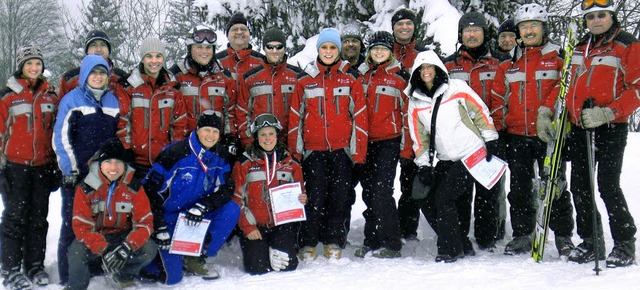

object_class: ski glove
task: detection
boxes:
[536,106,554,143]
[484,140,502,162]
[153,226,171,251]
[63,174,79,189]
[0,169,8,194]
[186,203,209,227]
[224,134,239,157]
[581,106,614,128]
[417,166,434,186]
[102,242,132,273]
[399,157,414,168]
[269,247,290,271]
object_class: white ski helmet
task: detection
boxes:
[186,25,217,46]
[514,3,548,26]
[581,0,616,16]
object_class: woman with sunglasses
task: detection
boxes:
[351,31,408,259]
[236,28,301,149]
[558,0,639,267]
[232,113,306,274]
[0,45,60,290]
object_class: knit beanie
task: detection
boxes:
[367,31,394,51]
[263,28,287,45]
[16,45,44,70]
[316,28,342,52]
[96,138,129,163]
[341,23,362,42]
[139,37,166,59]
[392,8,417,27]
[84,30,111,54]
[225,12,249,36]
[197,110,222,130]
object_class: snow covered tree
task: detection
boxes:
[0,0,66,83]
[76,0,127,68]
[162,0,200,67]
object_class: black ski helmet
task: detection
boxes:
[458,12,488,43]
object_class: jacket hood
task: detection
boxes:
[404,50,449,96]
[79,55,110,90]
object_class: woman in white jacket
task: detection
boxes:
[405,50,499,263]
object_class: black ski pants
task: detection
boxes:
[567,123,636,243]
[239,223,299,274]
[397,158,420,238]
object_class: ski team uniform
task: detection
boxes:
[564,26,640,248]
[355,59,408,252]
[236,56,301,147]
[288,60,368,249]
[0,74,60,275]
[170,60,238,135]
[232,144,304,274]
[490,42,574,243]
[141,131,240,285]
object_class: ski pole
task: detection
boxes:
[582,98,601,275]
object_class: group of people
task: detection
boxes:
[0,0,638,289]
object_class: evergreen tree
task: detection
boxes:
[163,0,199,68]
[77,0,127,68]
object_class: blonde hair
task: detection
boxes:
[365,47,396,66]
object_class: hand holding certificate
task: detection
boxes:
[269,182,306,226]
[462,145,508,190]
[169,213,211,256]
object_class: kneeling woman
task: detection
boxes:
[233,114,307,274]
[405,51,499,263]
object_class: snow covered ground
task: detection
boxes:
[3,133,640,290]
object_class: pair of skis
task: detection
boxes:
[531,19,580,263]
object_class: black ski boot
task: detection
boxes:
[606,238,636,268]
[504,236,532,255]
[568,237,605,264]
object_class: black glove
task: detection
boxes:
[153,226,171,251]
[0,169,9,194]
[49,167,62,192]
[102,242,132,273]
[185,203,209,227]
[399,158,414,168]
[63,174,79,189]
[485,140,503,162]
[224,134,239,156]
[417,166,434,186]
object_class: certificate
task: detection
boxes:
[269,182,306,226]
[169,213,210,256]
[462,144,508,190]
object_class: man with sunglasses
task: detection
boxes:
[490,3,575,257]
[236,28,301,149]
[554,0,639,267]
[170,25,239,157]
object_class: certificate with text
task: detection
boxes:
[269,182,306,226]
[462,145,507,190]
[169,213,210,256]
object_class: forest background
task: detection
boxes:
[1,0,639,129]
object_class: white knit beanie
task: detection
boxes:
[140,37,166,59]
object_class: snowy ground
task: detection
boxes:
[3,133,640,290]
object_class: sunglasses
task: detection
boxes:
[581,0,613,10]
[192,29,217,43]
[585,11,609,20]
[265,44,284,50]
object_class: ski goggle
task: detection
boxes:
[191,29,217,44]
[581,0,613,10]
[250,114,282,133]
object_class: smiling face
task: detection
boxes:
[100,159,125,181]
[190,44,214,65]
[87,39,110,58]
[257,126,278,152]
[264,41,285,64]
[498,31,517,51]
[197,126,220,149]
[369,46,392,64]
[518,20,544,47]
[341,37,362,61]
[86,67,108,89]
[228,24,250,51]
[142,52,164,78]
[419,64,436,90]
[22,59,43,80]
[318,42,340,64]
[393,19,415,45]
